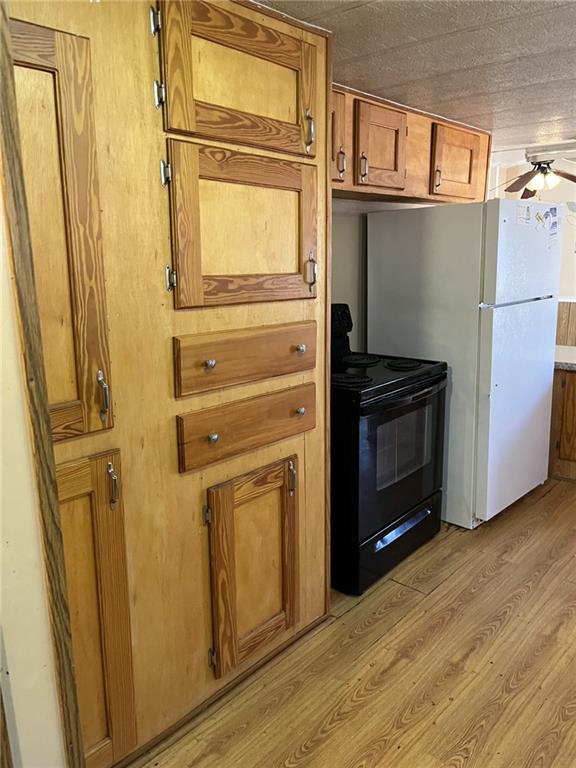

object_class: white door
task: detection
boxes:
[482,199,561,305]
[475,297,557,521]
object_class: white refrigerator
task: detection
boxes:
[367,199,562,529]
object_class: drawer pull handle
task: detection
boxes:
[337,147,347,179]
[207,432,219,444]
[305,108,315,153]
[359,152,369,183]
[295,406,306,416]
[295,344,307,355]
[107,462,120,507]
[434,168,442,188]
[97,369,110,423]
[203,359,217,370]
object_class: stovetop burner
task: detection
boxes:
[340,353,381,368]
[385,359,423,371]
[332,372,373,388]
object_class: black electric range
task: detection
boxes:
[330,304,447,595]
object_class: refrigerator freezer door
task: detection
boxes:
[483,199,561,305]
[475,298,557,521]
[368,203,484,529]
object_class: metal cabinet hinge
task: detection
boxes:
[160,159,172,187]
[165,265,177,292]
[202,505,213,525]
[208,648,217,668]
[153,80,166,109]
[149,6,161,36]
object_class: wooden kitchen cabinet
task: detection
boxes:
[160,0,318,157]
[430,123,482,199]
[11,20,113,441]
[56,451,136,767]
[331,85,490,203]
[549,370,576,480]
[355,99,407,189]
[206,457,299,678]
[167,140,318,308]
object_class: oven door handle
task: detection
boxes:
[361,377,447,415]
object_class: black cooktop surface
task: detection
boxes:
[332,353,447,400]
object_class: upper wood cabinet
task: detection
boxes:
[331,90,348,183]
[206,457,299,678]
[160,0,318,157]
[11,20,113,442]
[167,140,317,308]
[56,451,136,767]
[355,100,407,189]
[430,124,482,199]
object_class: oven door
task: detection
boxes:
[358,376,446,542]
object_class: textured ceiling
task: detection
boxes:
[262,0,576,150]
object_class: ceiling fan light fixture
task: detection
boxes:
[544,171,561,190]
[526,172,545,192]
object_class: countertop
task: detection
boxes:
[555,345,576,371]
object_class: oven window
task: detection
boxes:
[376,404,433,491]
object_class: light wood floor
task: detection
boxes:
[139,480,576,768]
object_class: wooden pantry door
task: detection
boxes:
[167,140,318,307]
[11,20,113,441]
[159,0,317,156]
[206,457,299,678]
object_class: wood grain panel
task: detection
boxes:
[174,321,317,397]
[557,302,576,346]
[160,0,317,156]
[355,100,407,189]
[177,384,315,473]
[11,20,113,440]
[207,457,298,678]
[57,451,137,764]
[559,371,576,462]
[431,123,481,199]
[168,140,317,307]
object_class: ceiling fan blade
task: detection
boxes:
[521,187,537,199]
[505,168,539,192]
[552,169,576,184]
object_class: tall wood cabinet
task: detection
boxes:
[11,0,329,763]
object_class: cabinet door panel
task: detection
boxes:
[168,141,317,307]
[560,372,576,462]
[161,0,317,156]
[331,90,348,183]
[431,124,481,199]
[207,457,298,678]
[57,451,136,767]
[355,100,406,189]
[11,20,112,441]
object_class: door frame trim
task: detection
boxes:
[0,6,84,767]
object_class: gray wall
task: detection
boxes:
[331,212,366,351]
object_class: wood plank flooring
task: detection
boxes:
[138,480,576,768]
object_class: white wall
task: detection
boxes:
[332,208,366,351]
[1,186,66,766]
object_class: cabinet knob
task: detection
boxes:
[207,432,219,444]
[295,344,307,354]
[295,406,306,416]
[203,359,217,370]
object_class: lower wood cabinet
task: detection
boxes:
[550,369,576,480]
[56,451,136,767]
[206,457,299,678]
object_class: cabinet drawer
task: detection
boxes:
[174,322,317,397]
[177,384,315,472]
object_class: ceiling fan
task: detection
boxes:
[505,141,576,198]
